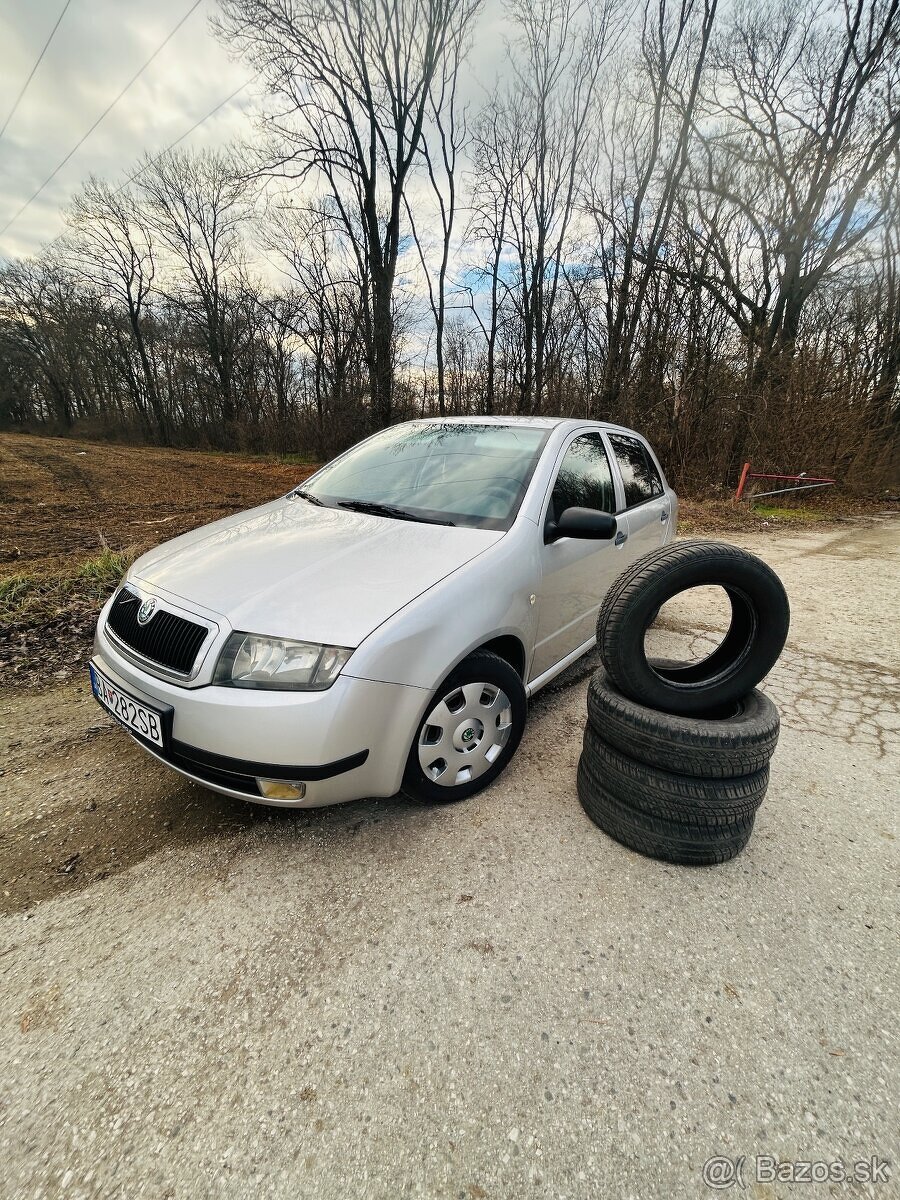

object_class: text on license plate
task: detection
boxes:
[90,665,164,748]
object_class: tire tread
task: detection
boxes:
[586,671,779,777]
[577,760,755,865]
[580,730,767,820]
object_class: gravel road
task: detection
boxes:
[1,517,897,1199]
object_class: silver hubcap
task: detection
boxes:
[418,682,513,787]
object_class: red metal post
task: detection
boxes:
[740,472,835,483]
[735,461,751,501]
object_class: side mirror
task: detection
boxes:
[546,506,617,544]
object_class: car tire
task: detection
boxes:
[580,726,769,821]
[402,650,527,804]
[596,540,790,715]
[586,670,780,778]
[577,758,756,865]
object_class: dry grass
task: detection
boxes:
[0,546,135,628]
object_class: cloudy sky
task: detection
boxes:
[0,0,516,267]
[0,0,257,261]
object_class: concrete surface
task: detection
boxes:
[1,517,898,1199]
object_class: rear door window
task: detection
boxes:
[608,434,664,508]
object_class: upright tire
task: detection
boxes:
[586,670,779,778]
[596,540,790,715]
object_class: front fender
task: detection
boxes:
[343,525,539,691]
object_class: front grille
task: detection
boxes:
[106,588,209,675]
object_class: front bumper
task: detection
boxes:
[92,622,428,807]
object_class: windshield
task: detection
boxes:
[302,423,550,530]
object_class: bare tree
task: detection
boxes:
[517,0,618,412]
[698,0,900,365]
[65,179,169,441]
[670,0,899,473]
[217,0,481,428]
[586,0,718,414]
[404,25,469,417]
[472,0,616,415]
[468,101,518,414]
[139,148,252,444]
[264,200,368,454]
[0,253,86,428]
[866,159,900,473]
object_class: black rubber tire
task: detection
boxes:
[402,650,527,804]
[586,670,780,778]
[596,540,790,715]
[580,726,768,821]
[577,758,755,865]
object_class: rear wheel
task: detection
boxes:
[402,651,527,804]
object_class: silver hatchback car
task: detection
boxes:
[91,417,676,806]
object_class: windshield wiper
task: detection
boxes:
[291,488,325,506]
[335,499,455,526]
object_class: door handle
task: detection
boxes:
[660,509,669,523]
[614,530,628,546]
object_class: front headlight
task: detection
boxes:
[213,633,353,691]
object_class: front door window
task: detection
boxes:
[548,433,615,524]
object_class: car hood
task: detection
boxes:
[129,497,502,647]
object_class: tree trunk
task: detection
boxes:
[128,299,168,445]
[370,272,394,428]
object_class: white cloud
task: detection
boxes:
[0,0,523,264]
[0,0,255,260]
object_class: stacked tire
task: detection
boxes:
[578,541,789,865]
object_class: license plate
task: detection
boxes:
[89,664,165,748]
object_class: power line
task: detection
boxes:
[116,78,255,193]
[0,0,204,239]
[0,0,73,142]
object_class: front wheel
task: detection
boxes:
[402,651,527,804]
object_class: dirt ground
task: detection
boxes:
[0,447,897,1194]
[0,433,317,684]
[0,432,311,578]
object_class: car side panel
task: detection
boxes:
[621,496,671,559]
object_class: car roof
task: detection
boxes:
[407,415,642,436]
